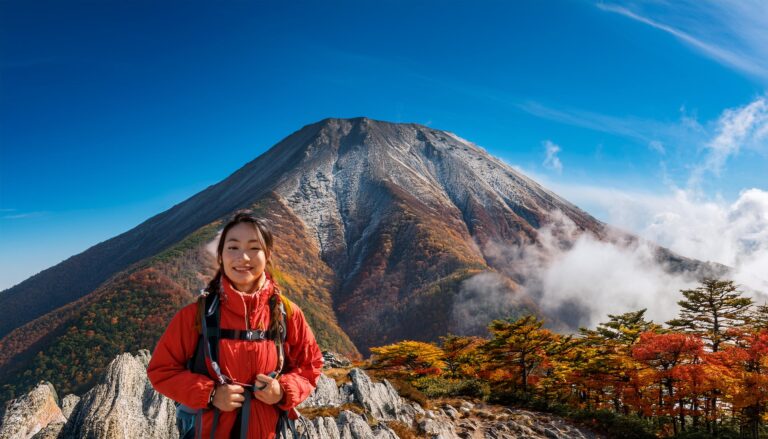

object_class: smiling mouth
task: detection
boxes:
[233,267,253,272]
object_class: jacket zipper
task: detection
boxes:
[246,296,252,330]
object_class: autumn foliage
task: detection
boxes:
[370,340,446,376]
[370,279,768,438]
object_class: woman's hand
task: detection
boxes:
[253,373,284,405]
[212,384,245,412]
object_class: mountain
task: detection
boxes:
[0,117,720,403]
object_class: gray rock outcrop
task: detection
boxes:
[322,351,352,369]
[299,374,343,408]
[29,422,63,439]
[298,416,341,439]
[414,404,600,439]
[28,395,81,439]
[346,369,416,424]
[335,410,397,439]
[0,382,65,439]
[58,396,78,421]
[293,365,601,439]
[59,350,177,439]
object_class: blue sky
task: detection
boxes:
[1,0,767,291]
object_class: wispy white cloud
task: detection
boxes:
[649,140,665,154]
[597,1,768,82]
[2,211,47,220]
[542,140,563,174]
[517,101,704,154]
[520,95,767,194]
[689,96,768,187]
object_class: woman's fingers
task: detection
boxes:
[253,390,268,403]
[213,384,247,411]
[253,374,284,405]
[255,373,274,383]
[226,384,245,393]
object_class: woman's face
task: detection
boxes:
[220,222,268,292]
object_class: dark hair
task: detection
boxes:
[205,210,275,295]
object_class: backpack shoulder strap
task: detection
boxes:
[278,294,294,323]
[269,289,290,373]
[189,289,227,385]
[202,292,221,368]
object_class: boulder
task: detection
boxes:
[29,393,81,439]
[29,422,63,439]
[443,404,460,420]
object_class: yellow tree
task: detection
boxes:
[482,315,572,395]
[440,334,484,378]
[370,340,446,376]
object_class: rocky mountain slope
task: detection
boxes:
[0,351,601,439]
[1,117,597,341]
[0,117,722,406]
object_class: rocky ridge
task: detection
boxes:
[0,351,600,439]
[298,372,600,439]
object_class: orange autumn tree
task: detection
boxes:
[370,340,446,376]
[712,329,768,439]
[632,332,705,435]
[666,278,753,434]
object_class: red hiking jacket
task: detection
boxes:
[147,275,323,438]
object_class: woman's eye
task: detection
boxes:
[250,247,261,251]
[227,246,239,250]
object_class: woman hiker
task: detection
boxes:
[147,211,323,438]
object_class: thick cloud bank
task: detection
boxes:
[643,188,768,291]
[454,186,768,335]
[561,187,768,293]
[474,212,703,332]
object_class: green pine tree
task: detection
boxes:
[581,308,660,346]
[666,278,752,352]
